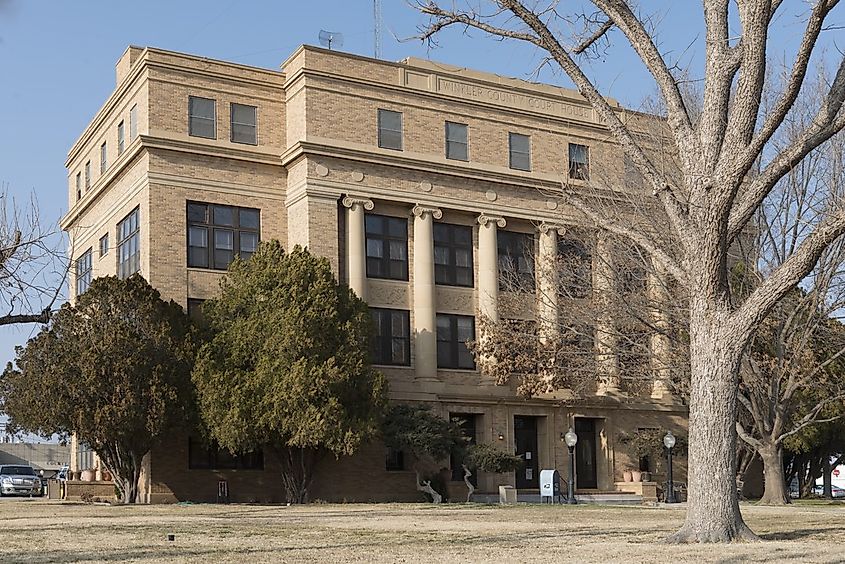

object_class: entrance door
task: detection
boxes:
[514,416,539,489]
[575,418,598,489]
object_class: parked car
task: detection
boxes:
[812,484,845,499]
[0,465,42,497]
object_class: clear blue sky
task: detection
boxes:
[0,0,837,369]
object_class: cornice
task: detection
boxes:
[140,133,283,166]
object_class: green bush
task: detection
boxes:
[465,443,523,474]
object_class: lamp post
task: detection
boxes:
[564,427,578,505]
[664,431,677,504]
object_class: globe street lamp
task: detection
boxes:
[664,431,677,504]
[564,427,578,505]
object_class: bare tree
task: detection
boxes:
[0,185,67,327]
[414,0,845,542]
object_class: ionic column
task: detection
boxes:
[649,261,675,402]
[477,213,506,322]
[537,223,561,344]
[594,231,620,395]
[341,196,374,301]
[412,204,442,381]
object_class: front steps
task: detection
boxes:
[470,490,644,505]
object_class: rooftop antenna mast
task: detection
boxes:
[318,30,344,51]
[373,0,382,59]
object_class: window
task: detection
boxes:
[75,248,92,296]
[498,231,535,291]
[188,96,216,139]
[100,142,107,174]
[558,236,592,298]
[187,298,205,320]
[75,173,81,201]
[230,103,257,145]
[129,104,138,140]
[365,214,408,280]
[187,202,260,270]
[436,314,476,370]
[84,161,91,190]
[117,121,125,155]
[434,223,473,287]
[509,132,531,171]
[377,109,403,150]
[188,438,263,470]
[445,121,468,161]
[99,233,109,257]
[371,308,410,366]
[117,207,140,279]
[385,447,405,471]
[569,143,589,180]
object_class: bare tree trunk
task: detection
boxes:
[758,442,789,505]
[462,464,475,503]
[669,308,758,543]
[97,445,144,504]
[823,456,832,499]
[279,446,320,504]
[415,469,442,503]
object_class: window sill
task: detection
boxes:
[372,364,413,369]
[367,276,410,283]
[187,266,229,274]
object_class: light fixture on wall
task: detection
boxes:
[497,431,505,441]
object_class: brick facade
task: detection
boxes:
[62,44,692,504]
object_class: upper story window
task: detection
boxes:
[75,173,81,201]
[558,236,592,299]
[129,104,138,140]
[231,103,257,145]
[509,132,531,171]
[100,142,107,174]
[498,230,535,291]
[99,233,109,258]
[445,121,468,161]
[84,161,91,190]
[377,109,403,151]
[188,96,216,139]
[370,308,411,366]
[436,314,476,370]
[75,248,92,296]
[434,223,473,287]
[117,121,125,155]
[187,202,260,270]
[117,207,140,279]
[569,143,590,180]
[365,214,408,281]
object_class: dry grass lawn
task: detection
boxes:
[1,498,843,563]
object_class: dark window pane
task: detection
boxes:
[189,226,208,248]
[387,218,406,238]
[212,206,235,226]
[240,232,258,255]
[509,133,531,171]
[366,239,383,258]
[240,208,260,229]
[378,109,403,150]
[189,96,216,139]
[569,143,590,180]
[187,203,207,223]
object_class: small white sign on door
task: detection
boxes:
[525,451,532,460]
[526,468,533,480]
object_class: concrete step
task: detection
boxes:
[470,491,644,505]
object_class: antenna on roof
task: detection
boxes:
[373,0,382,59]
[318,30,344,51]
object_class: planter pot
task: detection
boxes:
[623,470,633,482]
[631,470,643,482]
[641,471,652,482]
[80,469,95,482]
[101,470,112,482]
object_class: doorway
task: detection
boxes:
[514,416,539,489]
[575,418,598,489]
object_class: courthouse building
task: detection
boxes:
[61,45,688,503]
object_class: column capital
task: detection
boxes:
[538,221,566,236]
[412,204,443,220]
[477,213,506,228]
[341,195,374,211]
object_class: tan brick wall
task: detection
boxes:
[63,44,691,504]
